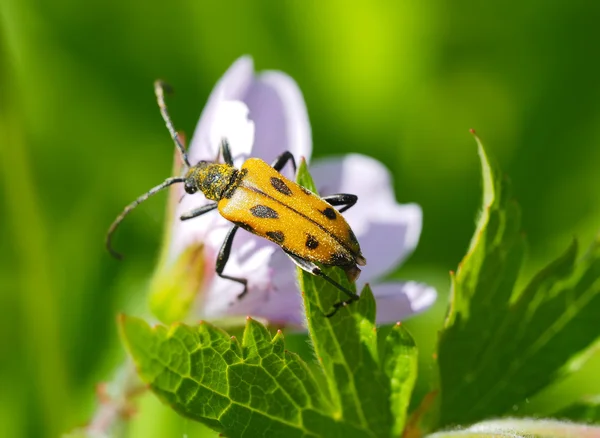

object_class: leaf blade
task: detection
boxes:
[384,322,418,436]
[120,316,378,438]
[437,135,600,427]
[296,160,416,438]
[121,314,370,437]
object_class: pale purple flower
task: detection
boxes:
[162,56,436,326]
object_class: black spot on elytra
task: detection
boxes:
[250,205,279,219]
[322,207,337,220]
[270,177,293,196]
[233,221,254,232]
[306,234,319,249]
[266,231,285,243]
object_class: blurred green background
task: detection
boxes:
[1,1,600,437]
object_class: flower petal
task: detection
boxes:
[243,71,312,178]
[198,234,305,325]
[207,100,255,167]
[370,281,437,324]
[198,230,278,315]
[187,56,255,163]
[187,56,312,177]
[311,154,423,281]
[355,203,422,283]
[256,249,306,325]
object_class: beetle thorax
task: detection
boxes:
[184,162,237,201]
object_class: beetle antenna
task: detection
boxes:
[106,176,186,259]
[154,80,191,168]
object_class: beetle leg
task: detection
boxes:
[322,298,357,318]
[219,138,234,166]
[216,225,249,300]
[321,194,358,213]
[180,203,218,221]
[271,151,297,174]
[284,250,359,317]
[316,273,360,318]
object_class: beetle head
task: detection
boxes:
[184,161,236,201]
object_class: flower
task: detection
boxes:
[152,56,436,326]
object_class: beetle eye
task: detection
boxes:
[184,180,197,194]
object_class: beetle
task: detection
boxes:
[106,81,366,315]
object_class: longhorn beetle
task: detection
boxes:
[106,81,366,316]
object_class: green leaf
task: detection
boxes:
[120,314,371,437]
[437,134,600,427]
[384,322,418,436]
[296,159,419,437]
[554,396,600,423]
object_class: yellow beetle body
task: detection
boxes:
[216,158,366,281]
